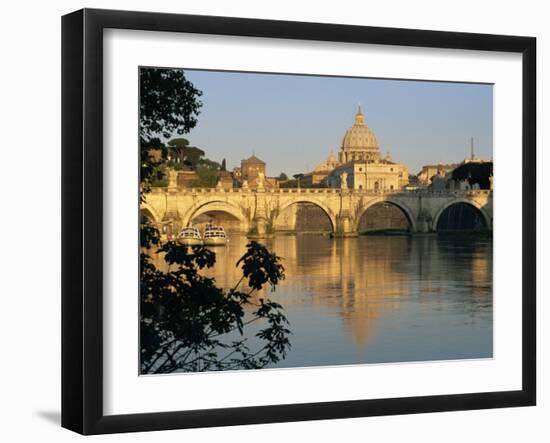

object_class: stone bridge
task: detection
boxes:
[140,187,493,237]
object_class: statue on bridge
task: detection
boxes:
[340,171,348,190]
[168,169,178,191]
[256,171,265,191]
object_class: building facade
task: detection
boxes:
[302,151,339,187]
[233,154,279,189]
[326,107,409,191]
[215,170,234,190]
[417,163,458,186]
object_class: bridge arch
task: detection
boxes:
[182,200,250,231]
[140,203,162,224]
[355,197,417,233]
[433,199,491,231]
[274,198,337,233]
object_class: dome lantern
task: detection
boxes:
[355,105,365,125]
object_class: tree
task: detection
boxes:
[452,161,493,189]
[189,158,222,188]
[141,241,291,373]
[221,158,227,172]
[139,67,291,373]
[278,172,288,181]
[293,173,305,189]
[167,138,205,169]
[140,68,203,195]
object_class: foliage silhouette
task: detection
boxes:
[452,161,493,189]
[140,241,291,373]
[139,67,291,373]
[167,138,205,170]
[140,68,202,196]
[189,158,222,188]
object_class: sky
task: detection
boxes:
[174,69,493,176]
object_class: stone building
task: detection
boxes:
[417,163,458,186]
[241,154,265,182]
[176,168,198,187]
[233,154,279,189]
[216,170,234,190]
[326,107,409,191]
[302,151,339,187]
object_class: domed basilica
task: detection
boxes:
[304,106,409,191]
[339,106,380,164]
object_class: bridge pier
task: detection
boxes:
[248,216,274,239]
[247,189,274,239]
[417,211,433,233]
[332,190,358,237]
[332,212,358,238]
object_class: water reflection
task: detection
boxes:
[148,235,493,368]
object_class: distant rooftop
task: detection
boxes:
[241,154,266,165]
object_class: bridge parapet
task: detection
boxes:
[143,187,492,236]
[410,189,491,197]
[150,186,491,197]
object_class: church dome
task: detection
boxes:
[341,107,379,152]
[313,151,339,172]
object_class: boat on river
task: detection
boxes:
[203,225,228,246]
[176,227,203,246]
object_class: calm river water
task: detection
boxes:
[194,234,493,369]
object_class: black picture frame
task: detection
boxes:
[61,8,536,435]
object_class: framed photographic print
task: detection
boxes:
[61,8,536,435]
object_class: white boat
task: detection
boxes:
[176,227,203,246]
[203,225,228,246]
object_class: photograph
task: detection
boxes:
[0,0,543,440]
[139,67,494,374]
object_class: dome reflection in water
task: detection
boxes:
[150,233,492,369]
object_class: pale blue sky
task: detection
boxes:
[178,69,493,176]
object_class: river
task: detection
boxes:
[191,234,493,369]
